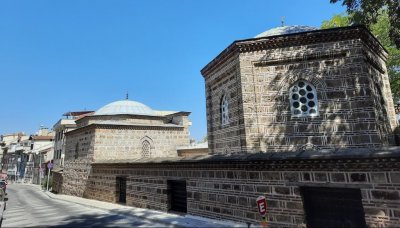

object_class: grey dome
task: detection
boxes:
[94,100,155,116]
[255,25,317,38]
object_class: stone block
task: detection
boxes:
[350,173,367,182]
[331,173,346,182]
[218,195,226,204]
[208,193,216,201]
[256,185,271,193]
[222,184,231,190]
[390,172,400,183]
[262,172,281,181]
[284,172,299,182]
[371,190,400,200]
[287,201,303,210]
[243,185,254,192]
[274,186,290,195]
[276,215,291,222]
[248,172,260,179]
[267,200,279,208]
[246,212,255,220]
[227,195,237,204]
[213,207,221,213]
[193,192,202,200]
[302,173,311,181]
[233,185,241,191]
[314,173,328,182]
[370,173,386,183]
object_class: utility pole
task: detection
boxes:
[46,166,50,191]
[39,152,42,186]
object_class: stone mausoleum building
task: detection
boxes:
[58,25,400,227]
[60,99,191,197]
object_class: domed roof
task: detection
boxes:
[94,100,156,116]
[255,25,318,38]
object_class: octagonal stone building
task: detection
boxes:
[201,25,398,154]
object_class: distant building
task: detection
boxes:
[23,128,54,184]
[52,111,94,169]
[0,133,29,180]
[176,141,208,157]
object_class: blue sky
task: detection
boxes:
[0,0,345,140]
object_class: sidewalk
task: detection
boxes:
[32,184,248,228]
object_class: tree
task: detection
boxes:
[330,0,400,48]
[199,135,208,143]
[322,12,400,100]
[321,13,351,28]
[330,0,400,49]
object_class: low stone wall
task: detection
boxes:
[52,171,63,194]
[85,155,400,227]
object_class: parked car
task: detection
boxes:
[0,181,6,193]
[0,188,7,226]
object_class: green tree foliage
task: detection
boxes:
[322,12,400,100]
[321,13,351,28]
[330,0,400,48]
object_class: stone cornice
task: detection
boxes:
[65,123,184,136]
[93,156,400,171]
[76,113,166,124]
[200,25,388,78]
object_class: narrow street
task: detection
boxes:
[2,184,166,227]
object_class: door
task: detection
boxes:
[168,180,187,213]
[301,187,367,228]
[116,177,127,204]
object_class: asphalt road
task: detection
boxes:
[2,184,165,227]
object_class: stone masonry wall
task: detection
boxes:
[88,157,400,227]
[52,171,63,194]
[93,126,189,160]
[204,54,246,154]
[237,38,398,152]
[61,123,189,197]
[203,27,398,154]
[62,129,95,197]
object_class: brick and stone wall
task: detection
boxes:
[62,129,95,197]
[202,26,398,154]
[87,154,400,227]
[204,55,245,154]
[62,121,190,197]
[93,126,189,160]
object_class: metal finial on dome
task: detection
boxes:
[126,92,129,100]
[281,16,285,27]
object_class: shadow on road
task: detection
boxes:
[49,208,174,228]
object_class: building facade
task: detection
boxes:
[59,25,400,227]
[202,25,397,154]
[60,99,191,197]
[52,111,94,168]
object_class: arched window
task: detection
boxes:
[221,94,229,125]
[141,140,151,158]
[289,80,319,117]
